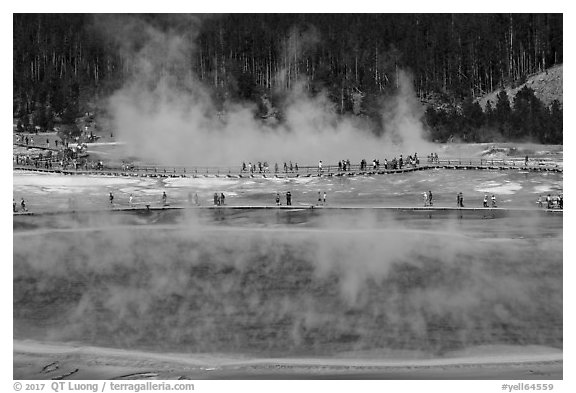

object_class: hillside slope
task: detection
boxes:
[477,64,563,110]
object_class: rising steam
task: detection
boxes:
[13,210,562,356]
[101,15,433,166]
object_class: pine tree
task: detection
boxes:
[495,90,512,138]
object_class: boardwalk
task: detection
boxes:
[12,159,563,178]
[13,205,563,218]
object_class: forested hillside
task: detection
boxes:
[13,14,563,143]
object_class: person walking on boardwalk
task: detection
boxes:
[491,194,497,208]
[129,194,134,207]
[317,191,322,206]
[323,192,327,205]
[457,192,464,207]
[423,192,428,207]
[276,193,281,206]
[318,160,323,173]
[220,193,225,205]
[483,194,489,207]
[194,193,199,206]
[214,192,219,206]
[20,198,27,212]
[546,194,552,209]
[428,190,433,206]
[162,191,167,206]
[286,191,292,206]
[109,192,114,205]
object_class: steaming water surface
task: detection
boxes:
[14,206,562,359]
[13,163,563,361]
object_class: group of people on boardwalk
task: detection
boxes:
[242,161,300,174]
[483,194,497,208]
[14,153,104,172]
[423,190,495,208]
[428,153,440,163]
[423,190,433,206]
[13,198,27,212]
[338,153,423,172]
[13,188,565,213]
[213,192,226,206]
[239,153,431,176]
[539,194,563,209]
[276,191,292,206]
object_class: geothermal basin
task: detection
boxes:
[13,163,563,379]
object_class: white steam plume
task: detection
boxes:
[102,16,434,167]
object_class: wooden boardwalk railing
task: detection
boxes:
[13,158,563,178]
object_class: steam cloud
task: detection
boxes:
[100,15,434,166]
[13,210,563,356]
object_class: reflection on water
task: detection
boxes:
[13,210,562,358]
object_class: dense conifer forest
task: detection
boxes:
[13,13,563,144]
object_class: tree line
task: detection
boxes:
[13,14,562,143]
[425,86,562,144]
